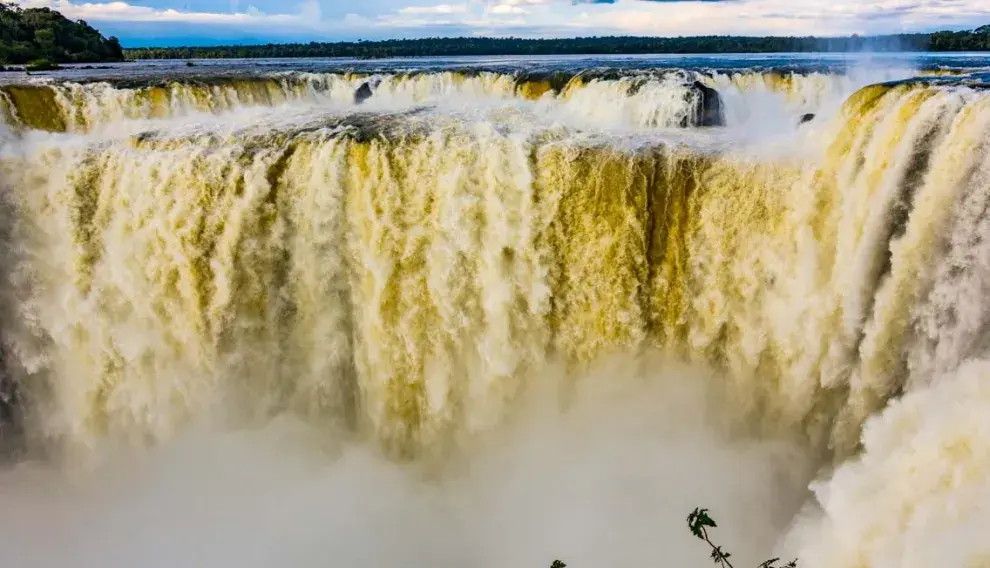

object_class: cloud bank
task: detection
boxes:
[12,0,990,46]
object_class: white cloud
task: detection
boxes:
[586,0,990,36]
[15,0,314,25]
[499,0,550,5]
[490,4,527,15]
[398,3,469,15]
[11,0,990,41]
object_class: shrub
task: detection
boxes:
[687,508,798,568]
[549,508,799,568]
[25,58,59,71]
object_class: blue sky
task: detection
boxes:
[15,0,990,47]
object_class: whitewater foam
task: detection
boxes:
[0,357,812,568]
[2,61,990,567]
[0,67,916,137]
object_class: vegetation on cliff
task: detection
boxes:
[0,2,123,64]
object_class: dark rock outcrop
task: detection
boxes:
[799,113,816,125]
[0,366,19,459]
[513,71,574,98]
[354,81,375,105]
[690,81,725,127]
[0,379,14,425]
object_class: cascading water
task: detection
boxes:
[0,67,920,134]
[1,58,989,567]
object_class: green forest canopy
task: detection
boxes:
[0,2,123,64]
[124,27,990,60]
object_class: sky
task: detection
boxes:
[14,0,990,47]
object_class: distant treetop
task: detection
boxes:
[121,28,990,60]
[0,2,123,64]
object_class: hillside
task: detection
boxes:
[0,2,123,64]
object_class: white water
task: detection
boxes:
[1,64,990,567]
[787,359,990,567]
[0,66,919,136]
[0,359,813,568]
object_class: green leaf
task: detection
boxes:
[687,507,719,539]
[710,546,731,562]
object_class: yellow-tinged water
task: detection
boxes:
[0,68,913,133]
[2,70,990,568]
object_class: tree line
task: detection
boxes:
[121,29,990,61]
[0,2,123,65]
[930,25,990,51]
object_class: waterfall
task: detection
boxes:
[1,67,989,567]
[0,68,914,133]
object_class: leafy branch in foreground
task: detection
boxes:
[548,508,797,568]
[687,508,797,568]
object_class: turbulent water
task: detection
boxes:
[2,53,990,567]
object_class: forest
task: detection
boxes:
[123,28,990,60]
[930,26,990,50]
[0,2,123,65]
